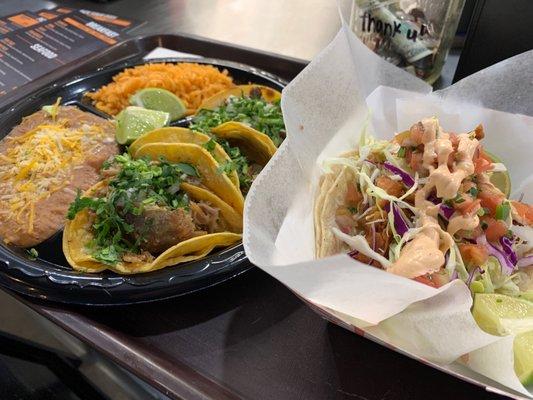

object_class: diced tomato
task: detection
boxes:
[414,275,438,288]
[410,122,424,145]
[455,197,481,216]
[345,182,362,206]
[483,217,508,242]
[409,151,423,172]
[458,243,489,266]
[474,157,492,174]
[478,190,504,216]
[512,201,533,226]
[430,271,451,287]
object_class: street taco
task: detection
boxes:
[63,154,242,274]
[133,142,245,214]
[129,127,240,189]
[190,84,285,193]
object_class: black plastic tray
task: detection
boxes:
[0,53,286,305]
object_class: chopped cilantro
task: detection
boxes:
[189,93,284,194]
[454,194,465,204]
[190,95,285,147]
[218,139,255,194]
[67,154,196,265]
[203,138,217,152]
[468,187,479,197]
[26,248,38,260]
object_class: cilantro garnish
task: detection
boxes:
[217,140,255,193]
[468,187,479,198]
[190,95,285,147]
[66,154,197,265]
[190,94,283,194]
[26,248,38,260]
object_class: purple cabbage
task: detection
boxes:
[476,235,515,275]
[439,204,455,220]
[392,203,409,236]
[517,255,533,268]
[499,236,517,265]
[383,162,415,188]
[427,192,440,205]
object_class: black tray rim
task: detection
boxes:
[0,55,287,305]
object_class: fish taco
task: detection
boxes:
[315,117,533,384]
[315,117,532,291]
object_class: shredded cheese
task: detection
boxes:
[0,120,107,234]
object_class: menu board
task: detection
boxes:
[0,7,143,99]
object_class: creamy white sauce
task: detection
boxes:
[387,119,479,279]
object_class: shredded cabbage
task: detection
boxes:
[393,227,423,260]
[474,256,524,296]
[398,172,419,201]
[359,172,417,213]
[451,242,469,281]
[321,156,359,174]
[485,256,521,296]
[388,208,400,243]
[511,225,533,245]
[490,163,507,172]
[332,227,392,267]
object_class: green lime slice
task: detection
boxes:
[115,106,170,145]
[484,150,511,197]
[473,294,533,386]
[515,331,533,386]
[473,293,533,336]
[130,88,186,121]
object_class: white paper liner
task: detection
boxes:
[243,0,533,397]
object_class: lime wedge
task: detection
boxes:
[473,294,533,386]
[515,331,533,386]
[484,150,511,197]
[473,294,533,336]
[130,88,186,121]
[115,106,170,145]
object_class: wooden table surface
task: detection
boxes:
[0,0,507,399]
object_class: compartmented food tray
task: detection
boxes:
[0,53,286,305]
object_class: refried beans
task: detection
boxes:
[0,106,119,247]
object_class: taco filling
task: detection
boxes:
[316,117,533,295]
[67,154,231,265]
[190,87,285,193]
